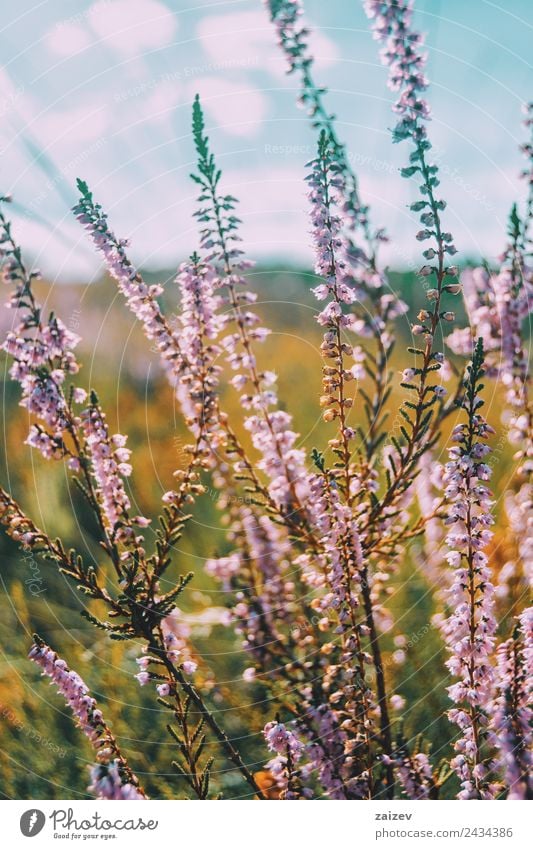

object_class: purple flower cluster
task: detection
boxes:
[1,3,532,803]
[88,761,146,801]
[73,186,183,388]
[308,135,364,449]
[29,641,146,800]
[175,255,222,454]
[0,199,84,460]
[490,608,532,799]
[264,720,309,799]
[384,748,434,800]
[364,0,430,143]
[81,402,149,542]
[440,343,498,799]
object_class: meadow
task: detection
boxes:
[0,0,531,801]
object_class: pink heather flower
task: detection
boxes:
[182,660,197,675]
[0,209,85,460]
[440,341,497,799]
[88,761,147,801]
[162,490,178,504]
[80,402,148,541]
[491,265,532,463]
[206,508,294,668]
[504,484,533,589]
[29,642,100,744]
[490,608,532,800]
[191,98,321,530]
[29,641,146,799]
[73,187,184,391]
[174,255,223,454]
[264,720,303,760]
[364,0,430,143]
[391,747,434,800]
[307,135,367,385]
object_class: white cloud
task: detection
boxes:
[44,22,92,58]
[197,10,339,80]
[11,215,100,281]
[38,103,109,147]
[143,79,183,127]
[187,77,268,138]
[213,165,309,259]
[88,0,177,57]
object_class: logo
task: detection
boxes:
[20,809,46,837]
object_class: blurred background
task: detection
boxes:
[0,0,530,798]
[1,0,531,278]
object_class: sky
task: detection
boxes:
[0,0,531,281]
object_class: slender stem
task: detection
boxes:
[151,637,266,799]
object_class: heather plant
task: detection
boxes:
[0,0,531,801]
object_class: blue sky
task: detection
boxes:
[0,0,531,280]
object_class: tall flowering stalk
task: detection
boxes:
[29,638,147,800]
[265,0,413,494]
[72,182,183,389]
[441,339,497,799]
[363,0,462,530]
[0,201,267,800]
[263,719,308,799]
[263,0,382,260]
[174,253,222,455]
[447,108,533,600]
[385,734,438,800]
[190,96,317,529]
[0,197,82,461]
[308,131,363,496]
[490,608,532,799]
[0,5,532,803]
[0,195,150,575]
